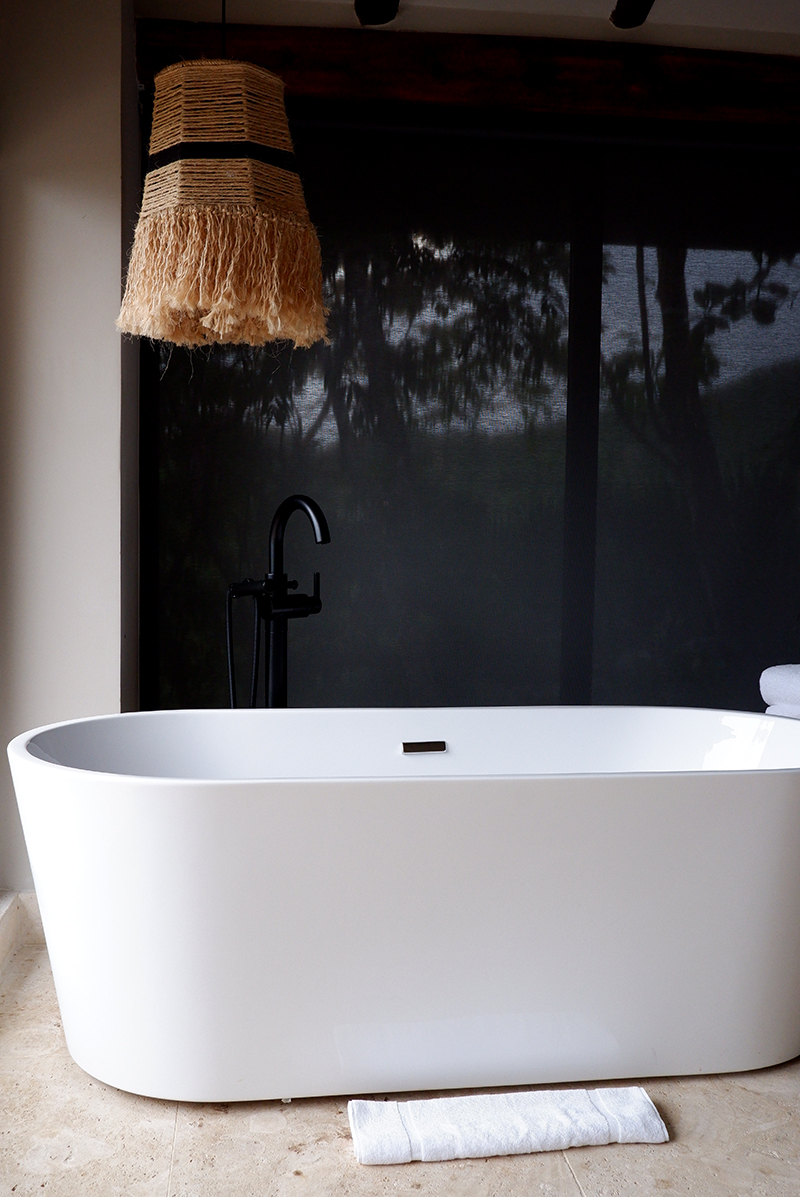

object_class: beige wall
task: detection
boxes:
[0,0,126,889]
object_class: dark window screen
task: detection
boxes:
[144,125,571,708]
[139,100,800,713]
[596,245,800,708]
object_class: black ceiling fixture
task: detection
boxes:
[609,0,657,28]
[354,0,400,26]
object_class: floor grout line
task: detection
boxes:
[564,1150,590,1197]
[165,1102,180,1197]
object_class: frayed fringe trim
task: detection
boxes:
[117,206,328,348]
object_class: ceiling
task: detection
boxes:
[133,0,800,57]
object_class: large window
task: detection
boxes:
[596,246,800,709]
[137,25,800,712]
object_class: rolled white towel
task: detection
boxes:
[766,704,800,719]
[348,1085,668,1165]
[760,665,800,708]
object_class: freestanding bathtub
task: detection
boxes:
[8,705,800,1102]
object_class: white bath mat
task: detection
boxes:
[348,1085,668,1165]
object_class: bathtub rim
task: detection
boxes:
[7,703,798,785]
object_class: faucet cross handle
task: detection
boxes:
[270,576,323,619]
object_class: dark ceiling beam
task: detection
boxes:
[135,21,800,130]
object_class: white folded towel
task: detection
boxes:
[348,1086,668,1165]
[760,664,800,708]
[766,704,800,719]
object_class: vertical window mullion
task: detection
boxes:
[138,338,161,711]
[559,218,603,704]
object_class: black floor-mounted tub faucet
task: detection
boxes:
[226,494,330,708]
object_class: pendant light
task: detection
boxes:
[117,47,327,348]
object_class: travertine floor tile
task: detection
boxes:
[1,1074,177,1197]
[727,1052,800,1102]
[1,946,177,1195]
[565,1072,800,1197]
[0,948,70,1067]
[167,1095,581,1196]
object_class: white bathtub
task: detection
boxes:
[8,705,800,1102]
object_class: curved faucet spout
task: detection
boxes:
[267,494,330,708]
[269,494,331,579]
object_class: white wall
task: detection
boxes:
[0,0,126,889]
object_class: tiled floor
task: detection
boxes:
[2,937,800,1196]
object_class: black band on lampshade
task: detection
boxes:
[148,140,298,175]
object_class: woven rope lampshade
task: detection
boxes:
[117,59,328,348]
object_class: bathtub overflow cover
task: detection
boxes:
[403,741,447,754]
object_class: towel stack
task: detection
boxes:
[348,1086,668,1165]
[760,664,800,718]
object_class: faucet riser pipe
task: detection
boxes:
[268,615,288,708]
